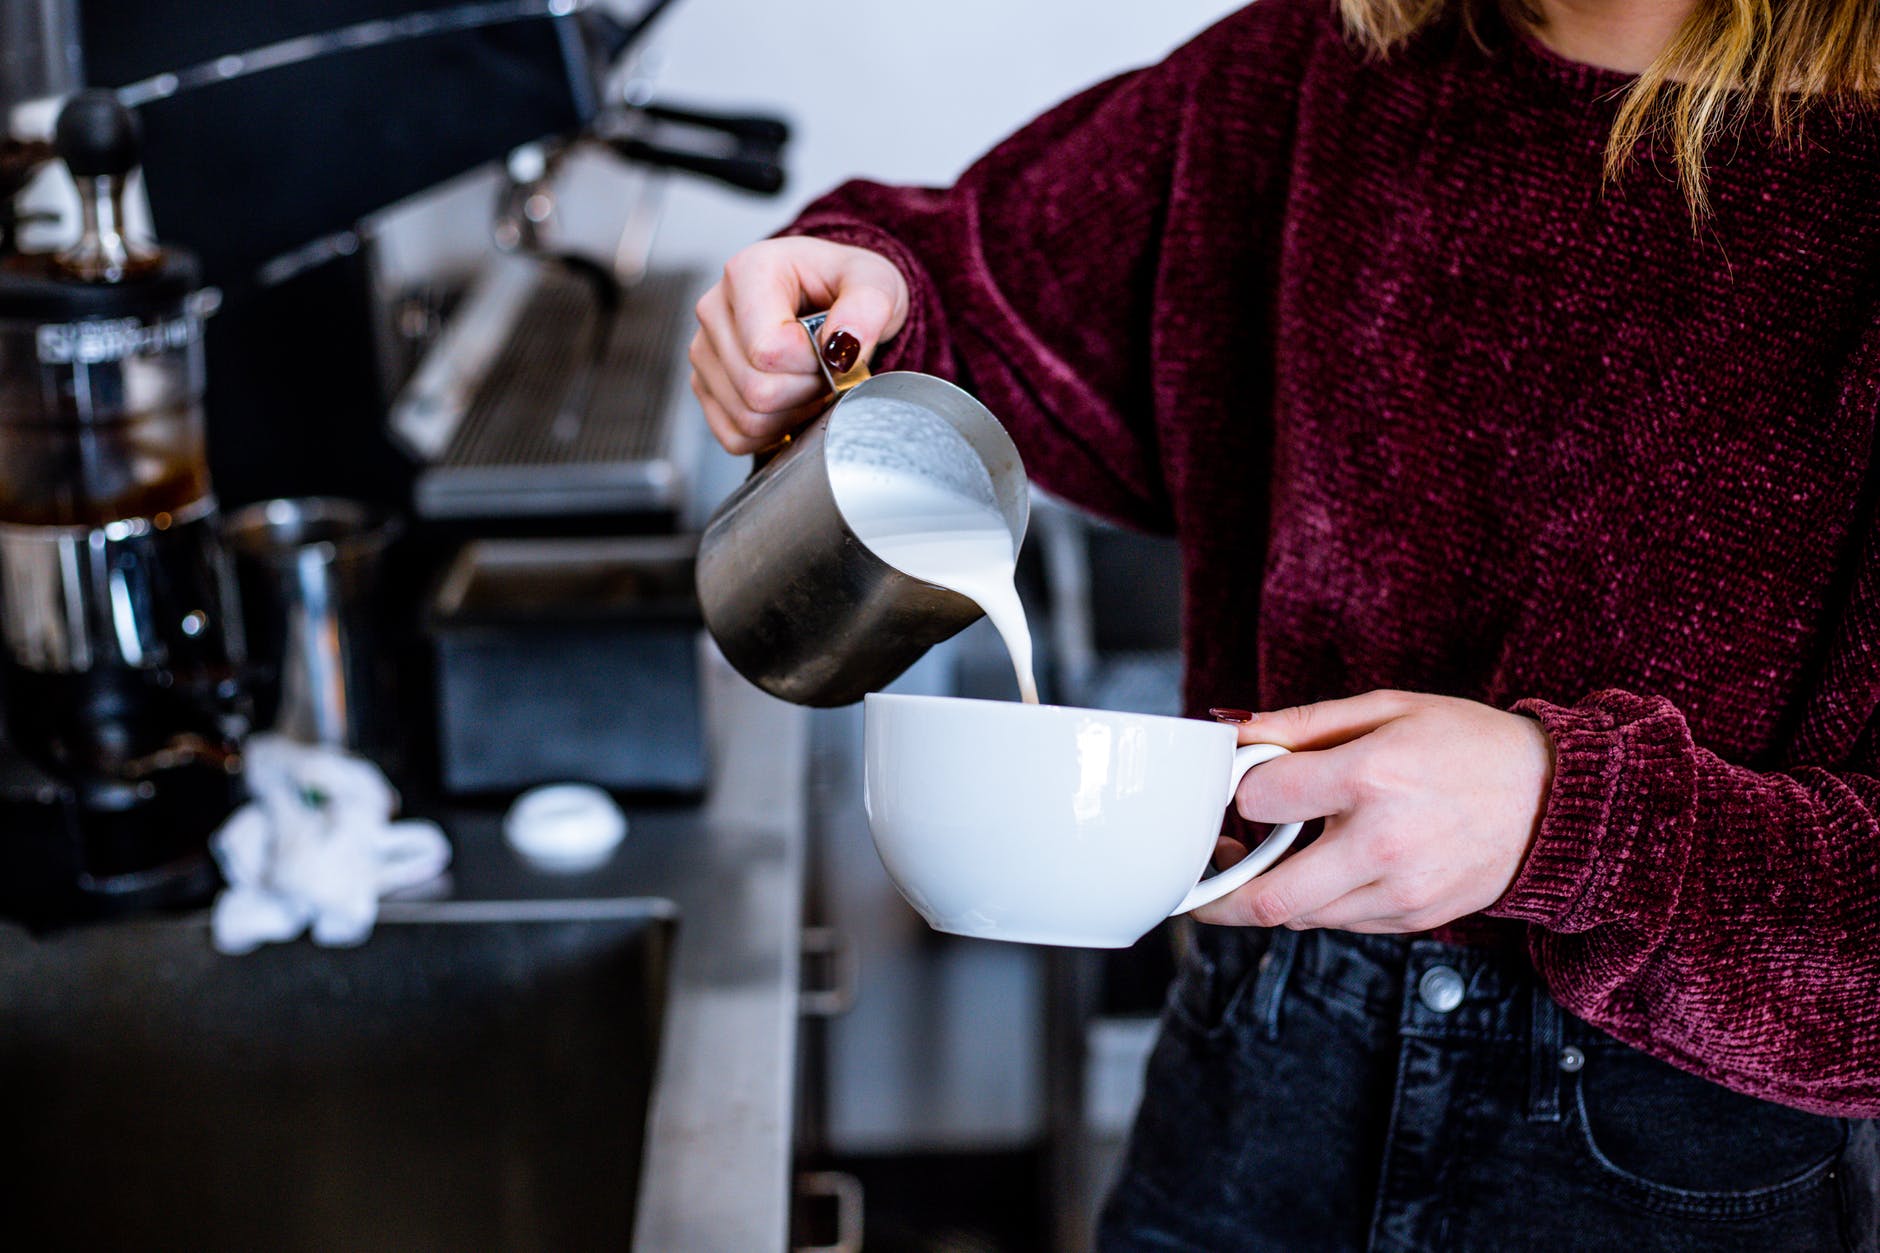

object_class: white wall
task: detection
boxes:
[641,0,1245,273]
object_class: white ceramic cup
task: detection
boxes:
[863,693,1304,948]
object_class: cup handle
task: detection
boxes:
[1169,743,1303,917]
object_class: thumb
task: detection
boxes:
[815,276,902,377]
[1237,689,1421,751]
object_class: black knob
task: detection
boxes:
[54,90,141,180]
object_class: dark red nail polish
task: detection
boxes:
[1209,708,1254,724]
[823,329,862,374]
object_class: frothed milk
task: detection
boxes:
[826,397,1039,704]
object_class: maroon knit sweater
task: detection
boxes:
[786,0,1880,1117]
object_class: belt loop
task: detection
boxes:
[1249,927,1300,1043]
[1528,983,1563,1123]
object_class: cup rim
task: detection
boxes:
[862,691,1228,738]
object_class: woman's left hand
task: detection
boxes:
[1192,690,1556,933]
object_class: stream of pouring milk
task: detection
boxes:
[826,398,1039,705]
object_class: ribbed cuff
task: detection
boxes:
[1489,693,1697,933]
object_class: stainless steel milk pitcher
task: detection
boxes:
[696,313,1027,707]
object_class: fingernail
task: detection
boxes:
[1209,708,1254,724]
[823,329,862,374]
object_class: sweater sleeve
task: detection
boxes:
[1489,688,1880,1116]
[781,1,1316,532]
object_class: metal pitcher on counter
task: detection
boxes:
[696,313,1028,707]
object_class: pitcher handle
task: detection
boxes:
[1170,743,1304,916]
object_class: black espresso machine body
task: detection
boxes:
[0,95,247,927]
[68,0,633,510]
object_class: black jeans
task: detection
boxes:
[1098,927,1880,1252]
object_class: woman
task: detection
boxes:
[691,0,1880,1248]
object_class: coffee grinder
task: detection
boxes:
[0,92,246,927]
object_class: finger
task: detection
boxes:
[1287,882,1397,931]
[723,251,822,376]
[691,373,766,456]
[816,276,900,368]
[1188,828,1370,928]
[1210,835,1248,869]
[700,286,825,418]
[693,280,739,362]
[699,280,800,408]
[1236,689,1425,751]
[688,321,812,438]
[1232,743,1366,825]
[1339,915,1436,935]
[1292,875,1456,934]
[689,333,775,445]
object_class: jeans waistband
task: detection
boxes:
[1222,927,1586,1123]
[1286,929,1539,1042]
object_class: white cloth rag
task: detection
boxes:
[209,735,451,954]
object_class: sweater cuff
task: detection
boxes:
[774,214,950,380]
[1488,693,1697,933]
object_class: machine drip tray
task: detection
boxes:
[394,260,700,523]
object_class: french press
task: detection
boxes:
[0,92,246,921]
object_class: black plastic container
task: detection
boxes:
[427,535,706,796]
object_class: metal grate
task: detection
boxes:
[417,267,696,518]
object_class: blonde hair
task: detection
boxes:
[1337,0,1880,217]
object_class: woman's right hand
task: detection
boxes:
[690,236,911,455]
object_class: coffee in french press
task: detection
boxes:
[0,92,247,925]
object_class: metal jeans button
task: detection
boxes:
[1418,965,1466,1014]
[1559,1046,1586,1073]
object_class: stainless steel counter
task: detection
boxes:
[632,650,808,1252]
[424,646,810,1252]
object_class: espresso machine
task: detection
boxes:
[0,92,246,927]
